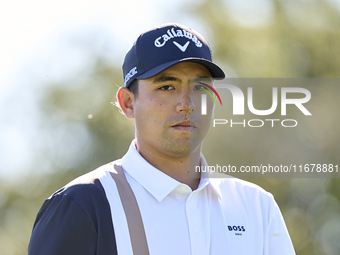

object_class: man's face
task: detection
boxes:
[132,62,214,159]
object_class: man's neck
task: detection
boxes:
[135,143,201,191]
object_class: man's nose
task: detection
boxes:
[176,90,196,115]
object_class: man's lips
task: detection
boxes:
[171,121,196,131]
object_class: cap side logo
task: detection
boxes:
[124,67,137,85]
[173,41,190,52]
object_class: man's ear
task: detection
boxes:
[117,87,135,118]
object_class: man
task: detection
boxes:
[28,23,295,255]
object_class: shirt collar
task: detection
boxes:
[121,140,179,202]
[121,140,222,202]
[199,154,223,200]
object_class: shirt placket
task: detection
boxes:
[186,190,209,255]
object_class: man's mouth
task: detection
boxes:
[171,121,195,131]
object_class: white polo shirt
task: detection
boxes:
[98,140,296,255]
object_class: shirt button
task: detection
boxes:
[193,227,199,233]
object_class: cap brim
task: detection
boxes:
[136,58,225,80]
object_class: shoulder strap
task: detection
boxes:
[110,163,150,255]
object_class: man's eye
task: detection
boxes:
[194,85,208,91]
[159,85,174,91]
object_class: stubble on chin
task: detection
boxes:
[159,130,202,157]
[160,113,210,157]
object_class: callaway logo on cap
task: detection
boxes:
[123,23,225,87]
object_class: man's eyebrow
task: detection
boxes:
[153,75,182,83]
[192,76,213,82]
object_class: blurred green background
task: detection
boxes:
[1,0,340,254]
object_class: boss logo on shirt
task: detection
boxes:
[228,225,246,236]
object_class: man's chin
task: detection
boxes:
[160,138,202,157]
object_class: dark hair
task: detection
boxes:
[128,79,139,97]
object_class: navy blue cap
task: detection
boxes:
[122,23,225,87]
